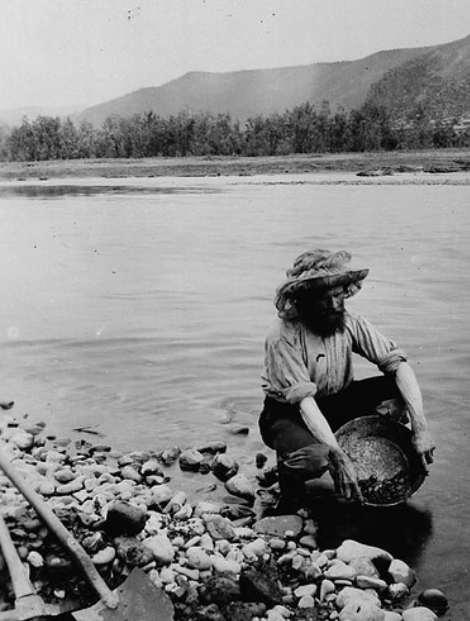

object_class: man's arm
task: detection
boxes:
[394,361,435,472]
[298,396,363,502]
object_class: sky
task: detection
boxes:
[1,0,470,112]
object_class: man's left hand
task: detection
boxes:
[413,429,435,473]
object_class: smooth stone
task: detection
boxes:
[194,501,223,517]
[105,500,147,536]
[203,514,236,541]
[388,583,409,600]
[388,558,416,588]
[296,594,314,609]
[56,478,84,495]
[165,491,188,514]
[26,551,43,568]
[91,547,116,566]
[324,559,357,581]
[402,608,438,621]
[159,446,181,466]
[336,587,381,610]
[339,601,385,621]
[179,448,204,471]
[355,576,388,591]
[186,547,213,570]
[241,538,269,560]
[144,533,175,566]
[224,473,255,503]
[9,431,34,450]
[211,556,241,574]
[114,536,154,567]
[150,485,174,507]
[141,459,164,477]
[417,589,449,615]
[211,453,239,482]
[350,557,381,578]
[320,579,336,601]
[298,534,318,550]
[294,584,318,598]
[37,480,56,496]
[254,515,303,539]
[383,613,402,621]
[120,465,142,483]
[197,441,227,455]
[337,540,393,564]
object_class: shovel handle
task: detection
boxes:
[0,443,119,610]
[0,513,35,599]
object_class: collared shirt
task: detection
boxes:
[261,309,407,404]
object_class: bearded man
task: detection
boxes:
[259,249,435,509]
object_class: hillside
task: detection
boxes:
[78,44,431,126]
[366,34,470,121]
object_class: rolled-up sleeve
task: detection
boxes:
[349,312,408,374]
[262,324,317,404]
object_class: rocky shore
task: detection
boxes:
[0,414,448,621]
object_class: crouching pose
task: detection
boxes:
[259,249,435,509]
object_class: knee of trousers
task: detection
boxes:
[278,443,330,480]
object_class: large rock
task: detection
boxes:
[203,514,236,541]
[336,540,393,564]
[224,474,255,503]
[239,566,283,607]
[144,533,175,566]
[105,500,147,536]
[254,515,303,539]
[388,558,416,588]
[212,453,239,481]
[179,448,204,472]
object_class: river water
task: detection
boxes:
[0,174,469,617]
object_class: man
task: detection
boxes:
[259,249,435,508]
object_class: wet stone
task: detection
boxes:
[203,514,236,541]
[179,448,204,472]
[254,515,303,539]
[199,575,241,607]
[212,453,239,482]
[104,500,147,537]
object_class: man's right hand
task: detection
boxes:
[329,449,363,503]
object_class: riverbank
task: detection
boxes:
[0,413,447,621]
[1,149,470,181]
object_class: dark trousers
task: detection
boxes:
[258,376,401,503]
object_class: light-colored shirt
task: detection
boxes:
[262,309,407,404]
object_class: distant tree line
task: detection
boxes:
[2,101,470,162]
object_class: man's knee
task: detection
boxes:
[279,443,330,480]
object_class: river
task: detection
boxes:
[0,173,469,618]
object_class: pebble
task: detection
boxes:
[91,546,116,566]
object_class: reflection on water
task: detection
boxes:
[1,177,470,618]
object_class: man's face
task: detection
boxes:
[297,284,346,335]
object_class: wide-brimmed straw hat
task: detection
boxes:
[275,249,369,318]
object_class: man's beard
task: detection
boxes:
[302,310,346,337]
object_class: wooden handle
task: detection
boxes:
[0,443,119,610]
[0,513,35,599]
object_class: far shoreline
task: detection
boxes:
[1,148,470,183]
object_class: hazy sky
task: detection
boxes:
[1,0,470,112]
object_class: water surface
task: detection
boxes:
[0,176,469,617]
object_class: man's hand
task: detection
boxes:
[413,429,435,474]
[329,449,363,503]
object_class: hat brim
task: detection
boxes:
[281,268,370,297]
